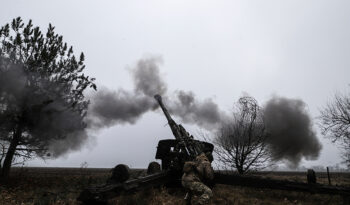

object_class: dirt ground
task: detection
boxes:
[0,167,349,205]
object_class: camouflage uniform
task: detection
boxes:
[182,153,214,205]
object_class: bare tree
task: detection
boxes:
[319,92,350,168]
[214,96,271,174]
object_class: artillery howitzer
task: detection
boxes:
[78,95,214,204]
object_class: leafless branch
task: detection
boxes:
[319,91,350,168]
[206,96,273,174]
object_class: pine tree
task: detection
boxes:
[0,17,96,178]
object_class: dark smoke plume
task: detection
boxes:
[0,56,224,158]
[132,57,167,97]
[88,57,226,130]
[263,96,322,168]
[28,99,91,158]
[168,90,225,129]
[48,130,90,157]
[85,56,322,168]
[0,62,27,99]
[85,55,228,130]
[87,88,155,128]
[87,57,166,128]
[0,60,90,158]
[1,56,323,164]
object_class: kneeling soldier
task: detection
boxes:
[182,153,214,205]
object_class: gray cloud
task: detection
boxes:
[0,59,90,158]
[168,90,225,129]
[87,57,165,128]
[132,57,167,97]
[87,88,155,128]
[47,130,91,158]
[2,58,323,166]
[263,96,322,168]
[88,57,225,130]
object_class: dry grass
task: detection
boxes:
[0,167,349,205]
[107,184,346,205]
[0,167,109,205]
[252,171,350,187]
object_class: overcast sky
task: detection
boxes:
[1,0,350,169]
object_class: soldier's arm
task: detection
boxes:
[204,162,214,180]
[183,161,196,173]
[195,163,205,176]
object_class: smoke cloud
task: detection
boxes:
[73,56,323,167]
[0,56,225,158]
[168,90,225,129]
[0,63,26,99]
[88,57,224,130]
[28,99,92,158]
[263,96,322,168]
[47,130,90,157]
[87,88,155,128]
[1,56,323,165]
[0,59,90,158]
[87,57,166,128]
[132,57,167,97]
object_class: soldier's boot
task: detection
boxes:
[197,186,212,205]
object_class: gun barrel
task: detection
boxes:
[154,94,186,144]
[154,94,175,125]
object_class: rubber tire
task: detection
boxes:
[110,164,130,183]
[147,161,161,175]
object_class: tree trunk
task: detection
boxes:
[237,164,244,175]
[1,127,21,178]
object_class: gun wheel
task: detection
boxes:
[109,164,130,183]
[147,161,161,174]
